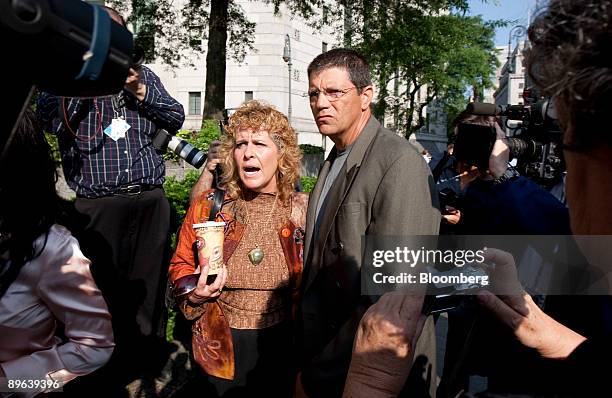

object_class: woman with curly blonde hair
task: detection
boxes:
[169,100,308,396]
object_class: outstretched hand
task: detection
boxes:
[343,293,427,397]
[477,248,586,359]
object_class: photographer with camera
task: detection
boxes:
[190,139,222,202]
[451,113,570,235]
[36,4,184,388]
[430,142,464,231]
[436,112,574,395]
[475,0,612,394]
[358,1,612,394]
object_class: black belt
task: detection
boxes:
[114,184,161,196]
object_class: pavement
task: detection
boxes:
[125,340,195,398]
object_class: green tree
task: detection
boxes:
[109,0,500,138]
[107,0,256,122]
[108,0,321,123]
[313,0,501,138]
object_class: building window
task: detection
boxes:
[519,82,524,89]
[322,5,329,20]
[188,92,201,115]
[188,25,203,48]
[245,91,253,101]
[293,29,301,42]
[322,41,328,53]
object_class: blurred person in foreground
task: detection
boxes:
[0,109,114,395]
[168,101,307,396]
[349,0,612,395]
[476,0,612,393]
[437,113,585,396]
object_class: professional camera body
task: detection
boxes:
[1,0,137,158]
[461,98,564,188]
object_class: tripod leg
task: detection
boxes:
[1,81,35,159]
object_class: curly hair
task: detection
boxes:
[219,100,301,203]
[525,0,612,148]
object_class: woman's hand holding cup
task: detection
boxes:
[189,263,228,305]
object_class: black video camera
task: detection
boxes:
[1,0,139,158]
[131,45,146,69]
[422,263,489,315]
[219,108,236,133]
[461,99,564,188]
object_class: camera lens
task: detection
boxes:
[12,0,40,23]
[167,136,207,168]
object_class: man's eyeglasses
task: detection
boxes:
[308,86,360,103]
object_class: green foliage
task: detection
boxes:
[317,0,502,138]
[372,12,499,137]
[299,144,324,155]
[108,0,256,69]
[129,0,157,62]
[166,308,176,342]
[300,176,317,193]
[163,120,221,163]
[198,119,222,149]
[163,168,206,342]
[44,132,61,165]
[164,170,201,221]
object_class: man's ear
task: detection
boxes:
[360,85,374,111]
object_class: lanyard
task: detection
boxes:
[111,94,126,120]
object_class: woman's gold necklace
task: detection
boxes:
[244,194,278,266]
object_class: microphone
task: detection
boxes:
[466,102,503,116]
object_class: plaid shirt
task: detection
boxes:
[37,66,185,198]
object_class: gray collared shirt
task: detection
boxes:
[314,145,352,236]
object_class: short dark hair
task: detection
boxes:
[101,5,126,27]
[525,0,612,148]
[307,48,372,92]
[451,111,501,130]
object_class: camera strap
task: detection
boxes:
[208,189,225,222]
[75,5,111,81]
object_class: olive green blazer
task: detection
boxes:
[298,116,440,397]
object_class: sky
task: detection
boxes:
[467,0,538,46]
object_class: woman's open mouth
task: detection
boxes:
[243,166,261,177]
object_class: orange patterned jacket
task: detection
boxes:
[168,189,307,379]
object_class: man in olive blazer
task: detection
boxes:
[297,48,440,397]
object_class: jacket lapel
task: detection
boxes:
[303,150,334,269]
[303,117,381,291]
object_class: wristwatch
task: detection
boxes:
[492,167,520,185]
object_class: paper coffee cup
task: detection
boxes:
[193,221,225,275]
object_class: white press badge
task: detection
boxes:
[104,118,131,141]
